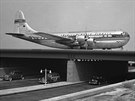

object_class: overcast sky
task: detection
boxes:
[0,0,135,50]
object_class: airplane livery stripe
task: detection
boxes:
[14,19,26,24]
[95,37,127,41]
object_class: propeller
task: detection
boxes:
[84,35,88,50]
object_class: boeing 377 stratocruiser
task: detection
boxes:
[6,10,130,50]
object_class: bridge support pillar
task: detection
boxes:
[67,60,128,83]
[67,60,93,82]
[67,60,78,82]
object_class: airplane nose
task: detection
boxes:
[123,32,130,38]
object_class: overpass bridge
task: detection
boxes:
[0,49,135,61]
[0,49,135,82]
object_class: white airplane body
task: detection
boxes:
[6,10,130,50]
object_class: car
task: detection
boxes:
[3,71,24,81]
[89,76,107,85]
[39,72,60,84]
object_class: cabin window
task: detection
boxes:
[104,35,107,37]
[108,35,112,37]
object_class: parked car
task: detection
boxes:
[39,72,60,83]
[89,76,107,85]
[3,71,24,81]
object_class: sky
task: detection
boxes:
[0,0,135,50]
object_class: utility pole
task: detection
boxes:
[44,69,47,85]
[40,68,51,85]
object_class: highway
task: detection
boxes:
[0,70,134,101]
[0,81,103,101]
[0,78,39,90]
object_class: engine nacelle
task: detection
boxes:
[76,35,85,42]
[87,38,94,46]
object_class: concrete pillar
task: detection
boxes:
[67,60,93,82]
[67,60,79,82]
[67,60,128,83]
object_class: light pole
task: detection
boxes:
[40,68,51,85]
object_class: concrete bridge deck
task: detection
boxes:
[0,49,135,82]
[0,49,135,61]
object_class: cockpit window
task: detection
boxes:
[112,34,121,37]
[121,32,125,36]
[121,32,130,38]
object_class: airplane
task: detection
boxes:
[6,10,130,50]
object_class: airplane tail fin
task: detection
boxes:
[14,10,37,34]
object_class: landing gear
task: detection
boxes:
[121,47,123,50]
[84,41,88,50]
[102,48,111,50]
[89,48,93,50]
[107,48,111,50]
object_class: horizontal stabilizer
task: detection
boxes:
[6,33,24,36]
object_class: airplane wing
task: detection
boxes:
[34,32,72,41]
[34,32,78,46]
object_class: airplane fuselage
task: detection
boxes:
[10,30,130,49]
[6,10,130,50]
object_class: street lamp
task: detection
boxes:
[40,68,51,85]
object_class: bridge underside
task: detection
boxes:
[67,60,128,82]
[0,49,134,83]
[0,57,128,83]
[0,58,67,81]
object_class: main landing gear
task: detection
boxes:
[121,47,123,50]
[102,48,112,50]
